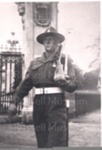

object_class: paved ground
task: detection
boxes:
[69,109,101,147]
[0,109,101,148]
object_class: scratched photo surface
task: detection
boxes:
[0,1,101,149]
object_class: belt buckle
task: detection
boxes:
[40,87,45,94]
[42,87,49,94]
[45,88,48,94]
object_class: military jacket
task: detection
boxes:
[14,52,77,104]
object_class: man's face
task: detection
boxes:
[43,36,59,52]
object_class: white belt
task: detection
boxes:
[35,87,63,95]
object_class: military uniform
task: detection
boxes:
[12,26,77,148]
[14,51,77,148]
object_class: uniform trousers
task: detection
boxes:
[33,93,68,148]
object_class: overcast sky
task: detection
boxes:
[0,1,100,71]
[0,2,22,44]
[58,2,100,70]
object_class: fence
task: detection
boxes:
[0,51,24,114]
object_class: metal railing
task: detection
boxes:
[0,51,24,114]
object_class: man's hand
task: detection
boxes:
[55,78,67,86]
[8,103,17,117]
[65,74,70,80]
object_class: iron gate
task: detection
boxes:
[0,51,24,114]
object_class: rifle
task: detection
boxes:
[54,44,69,81]
[53,43,69,146]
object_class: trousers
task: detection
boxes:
[33,93,68,148]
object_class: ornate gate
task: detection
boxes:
[0,51,24,114]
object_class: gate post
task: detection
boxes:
[16,2,58,123]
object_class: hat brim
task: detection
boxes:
[37,32,65,44]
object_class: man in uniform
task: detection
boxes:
[8,27,77,148]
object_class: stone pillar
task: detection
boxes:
[23,3,34,66]
[16,2,58,123]
[21,3,34,122]
[16,2,34,122]
[51,3,58,29]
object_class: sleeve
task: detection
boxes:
[13,61,33,105]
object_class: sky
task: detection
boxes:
[0,1,100,71]
[0,2,22,45]
[58,2,100,71]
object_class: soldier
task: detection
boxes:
[8,27,77,148]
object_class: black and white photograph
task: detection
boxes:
[0,1,101,149]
